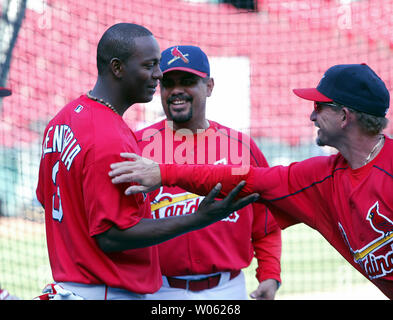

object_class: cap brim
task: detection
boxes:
[0,87,11,97]
[163,67,208,78]
[293,88,332,102]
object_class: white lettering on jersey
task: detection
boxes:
[43,124,81,170]
[150,187,239,223]
[150,158,238,222]
[338,201,393,280]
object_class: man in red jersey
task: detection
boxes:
[109,64,393,299]
[35,23,258,300]
[136,45,281,300]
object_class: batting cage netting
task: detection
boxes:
[0,0,392,299]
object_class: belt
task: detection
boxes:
[166,270,241,292]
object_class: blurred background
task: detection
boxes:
[0,0,391,299]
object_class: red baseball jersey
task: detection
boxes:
[159,135,393,299]
[136,119,281,282]
[36,95,161,294]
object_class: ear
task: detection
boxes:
[110,58,123,79]
[340,107,352,128]
[206,77,214,97]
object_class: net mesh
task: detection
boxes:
[0,0,392,299]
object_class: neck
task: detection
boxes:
[90,78,131,116]
[339,133,385,169]
[169,119,210,134]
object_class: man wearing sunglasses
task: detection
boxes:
[109,64,393,299]
[309,99,387,164]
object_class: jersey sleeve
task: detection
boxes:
[160,155,337,232]
[83,154,147,236]
[160,163,250,198]
[252,225,282,283]
[248,138,282,283]
[83,121,149,237]
[249,157,337,232]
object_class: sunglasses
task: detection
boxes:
[313,101,339,112]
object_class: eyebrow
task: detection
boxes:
[141,56,160,64]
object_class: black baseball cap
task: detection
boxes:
[160,45,210,78]
[293,64,390,117]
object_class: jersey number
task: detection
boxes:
[52,161,63,222]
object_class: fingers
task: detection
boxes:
[111,173,135,184]
[125,185,147,195]
[109,153,143,171]
[223,180,246,203]
[109,163,136,178]
[202,183,222,204]
[121,152,155,165]
[109,153,139,170]
[109,158,142,181]
[120,152,140,160]
[231,193,260,211]
[222,181,259,210]
[110,161,135,170]
[109,153,156,176]
[249,289,260,300]
[223,181,260,209]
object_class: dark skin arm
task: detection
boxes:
[95,181,259,252]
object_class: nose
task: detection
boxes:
[170,83,186,95]
[153,65,163,80]
[310,109,317,122]
[166,79,187,95]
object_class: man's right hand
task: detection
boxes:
[96,180,259,252]
[108,153,259,226]
[195,181,260,226]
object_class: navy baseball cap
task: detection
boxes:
[293,64,390,117]
[160,45,210,78]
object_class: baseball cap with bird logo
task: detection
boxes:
[160,45,210,78]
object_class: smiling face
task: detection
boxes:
[121,35,162,105]
[310,102,344,147]
[160,70,214,128]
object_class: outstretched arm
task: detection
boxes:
[109,153,255,198]
[97,180,259,251]
[109,153,337,236]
